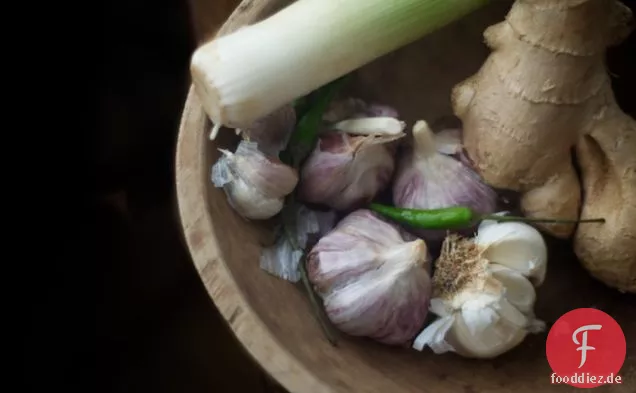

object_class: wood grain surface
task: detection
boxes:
[177,1,636,393]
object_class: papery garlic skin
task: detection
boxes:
[412,229,547,359]
[307,209,432,345]
[260,205,338,283]
[393,121,497,241]
[298,132,401,211]
[211,140,299,220]
[238,104,296,156]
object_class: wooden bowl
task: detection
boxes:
[176,1,635,392]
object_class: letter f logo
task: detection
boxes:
[572,324,602,368]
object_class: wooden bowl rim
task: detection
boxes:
[175,2,330,392]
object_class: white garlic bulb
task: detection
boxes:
[412,218,548,358]
[211,140,299,220]
[393,120,497,241]
[298,131,403,211]
[307,209,432,345]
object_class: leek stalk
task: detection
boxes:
[191,0,491,134]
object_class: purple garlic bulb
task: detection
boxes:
[297,132,400,211]
[307,209,432,345]
[393,120,497,241]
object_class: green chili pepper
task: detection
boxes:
[282,75,349,168]
[370,203,475,229]
[292,96,311,121]
[369,203,605,230]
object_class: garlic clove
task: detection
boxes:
[298,133,399,211]
[475,221,548,286]
[332,117,406,136]
[231,141,299,198]
[450,296,529,359]
[488,264,537,315]
[223,176,284,220]
[307,209,432,345]
[211,140,299,220]
[412,294,532,359]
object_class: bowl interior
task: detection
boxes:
[178,1,636,392]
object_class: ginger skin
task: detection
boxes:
[452,0,636,293]
[451,0,633,239]
[574,105,636,293]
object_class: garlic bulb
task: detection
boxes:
[236,104,296,156]
[211,140,299,220]
[393,120,497,240]
[298,132,402,211]
[307,209,432,345]
[412,219,548,358]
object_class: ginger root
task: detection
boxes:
[451,0,636,292]
[451,0,633,239]
[574,106,636,293]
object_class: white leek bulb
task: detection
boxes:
[190,0,491,131]
[413,218,548,358]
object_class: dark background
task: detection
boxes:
[95,0,282,392]
[32,0,636,392]
[93,0,285,391]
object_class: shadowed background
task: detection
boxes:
[95,0,283,391]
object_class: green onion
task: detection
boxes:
[191,0,492,132]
